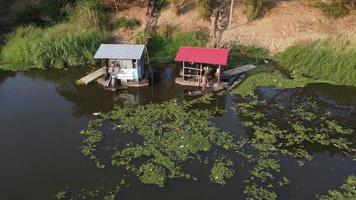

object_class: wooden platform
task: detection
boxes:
[77,67,105,85]
[175,78,201,87]
[186,82,228,96]
[122,80,149,87]
[221,64,256,80]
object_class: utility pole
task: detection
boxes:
[229,0,234,29]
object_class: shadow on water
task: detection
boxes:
[0,66,356,200]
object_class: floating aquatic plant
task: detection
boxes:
[80,94,239,187]
[209,157,235,185]
[317,175,356,200]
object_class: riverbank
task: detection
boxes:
[0,0,110,71]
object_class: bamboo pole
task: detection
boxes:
[229,0,234,29]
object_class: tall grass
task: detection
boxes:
[0,0,110,71]
[275,37,356,86]
[228,43,269,67]
[147,26,209,63]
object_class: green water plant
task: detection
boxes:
[244,184,277,200]
[317,175,356,200]
[80,94,238,187]
[209,157,235,185]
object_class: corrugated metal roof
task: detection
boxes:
[175,46,229,65]
[94,44,145,60]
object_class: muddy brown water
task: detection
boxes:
[0,66,355,200]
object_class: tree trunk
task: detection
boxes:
[171,0,179,15]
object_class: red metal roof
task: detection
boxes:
[175,46,229,65]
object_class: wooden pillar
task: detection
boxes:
[199,63,202,86]
[217,65,221,83]
[182,61,185,81]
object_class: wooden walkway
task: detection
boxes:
[77,68,105,85]
[221,64,256,80]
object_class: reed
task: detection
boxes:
[275,37,356,87]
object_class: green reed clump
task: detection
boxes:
[0,0,109,71]
[147,26,208,63]
[317,175,356,200]
[276,37,356,87]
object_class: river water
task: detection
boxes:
[0,66,355,200]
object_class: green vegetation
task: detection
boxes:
[231,68,316,96]
[313,0,353,18]
[244,184,277,200]
[275,36,356,87]
[6,0,67,26]
[209,157,235,185]
[77,87,356,198]
[232,83,356,199]
[147,26,208,63]
[197,0,214,19]
[80,95,238,187]
[228,43,269,67]
[245,0,272,21]
[317,175,356,200]
[116,17,140,29]
[0,0,110,71]
[53,180,126,200]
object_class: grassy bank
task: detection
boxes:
[275,37,356,87]
[0,0,110,71]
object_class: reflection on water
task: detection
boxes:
[0,66,355,200]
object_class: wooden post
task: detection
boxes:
[199,63,202,86]
[217,65,221,83]
[229,0,234,29]
[182,61,185,81]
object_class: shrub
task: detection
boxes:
[9,0,68,26]
[314,0,350,18]
[116,17,140,29]
[147,27,209,63]
[245,0,272,21]
[228,43,269,66]
[197,0,214,19]
[275,36,356,86]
